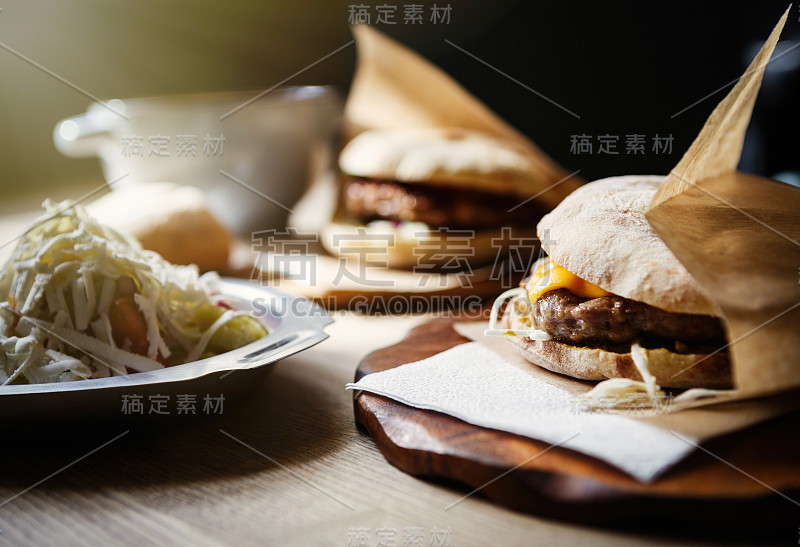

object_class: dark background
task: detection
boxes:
[371,1,800,183]
[1,0,798,195]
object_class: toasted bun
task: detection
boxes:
[339,128,573,206]
[88,182,231,272]
[502,299,732,389]
[537,175,722,317]
[321,220,535,270]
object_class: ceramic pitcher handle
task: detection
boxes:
[53,102,124,157]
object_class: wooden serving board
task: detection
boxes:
[353,316,800,529]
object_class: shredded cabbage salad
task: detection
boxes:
[0,199,267,385]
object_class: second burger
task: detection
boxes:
[322,128,579,270]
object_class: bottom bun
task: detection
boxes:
[502,296,732,389]
[321,220,537,270]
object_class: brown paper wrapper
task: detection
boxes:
[647,6,800,401]
[648,172,800,399]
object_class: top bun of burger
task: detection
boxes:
[538,175,721,317]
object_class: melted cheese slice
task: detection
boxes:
[528,257,612,302]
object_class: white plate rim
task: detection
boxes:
[0,278,333,396]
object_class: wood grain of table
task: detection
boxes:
[0,210,788,546]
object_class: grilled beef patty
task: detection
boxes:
[533,289,726,353]
[342,177,545,229]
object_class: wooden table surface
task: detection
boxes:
[0,206,787,546]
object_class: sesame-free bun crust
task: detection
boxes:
[339,128,575,208]
[537,175,722,317]
[502,299,732,389]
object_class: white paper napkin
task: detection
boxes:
[346,341,696,482]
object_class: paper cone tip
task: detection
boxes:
[651,7,789,208]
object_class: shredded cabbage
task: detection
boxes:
[0,199,267,385]
[484,287,552,340]
[575,343,667,410]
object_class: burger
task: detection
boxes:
[322,127,579,269]
[491,175,732,389]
